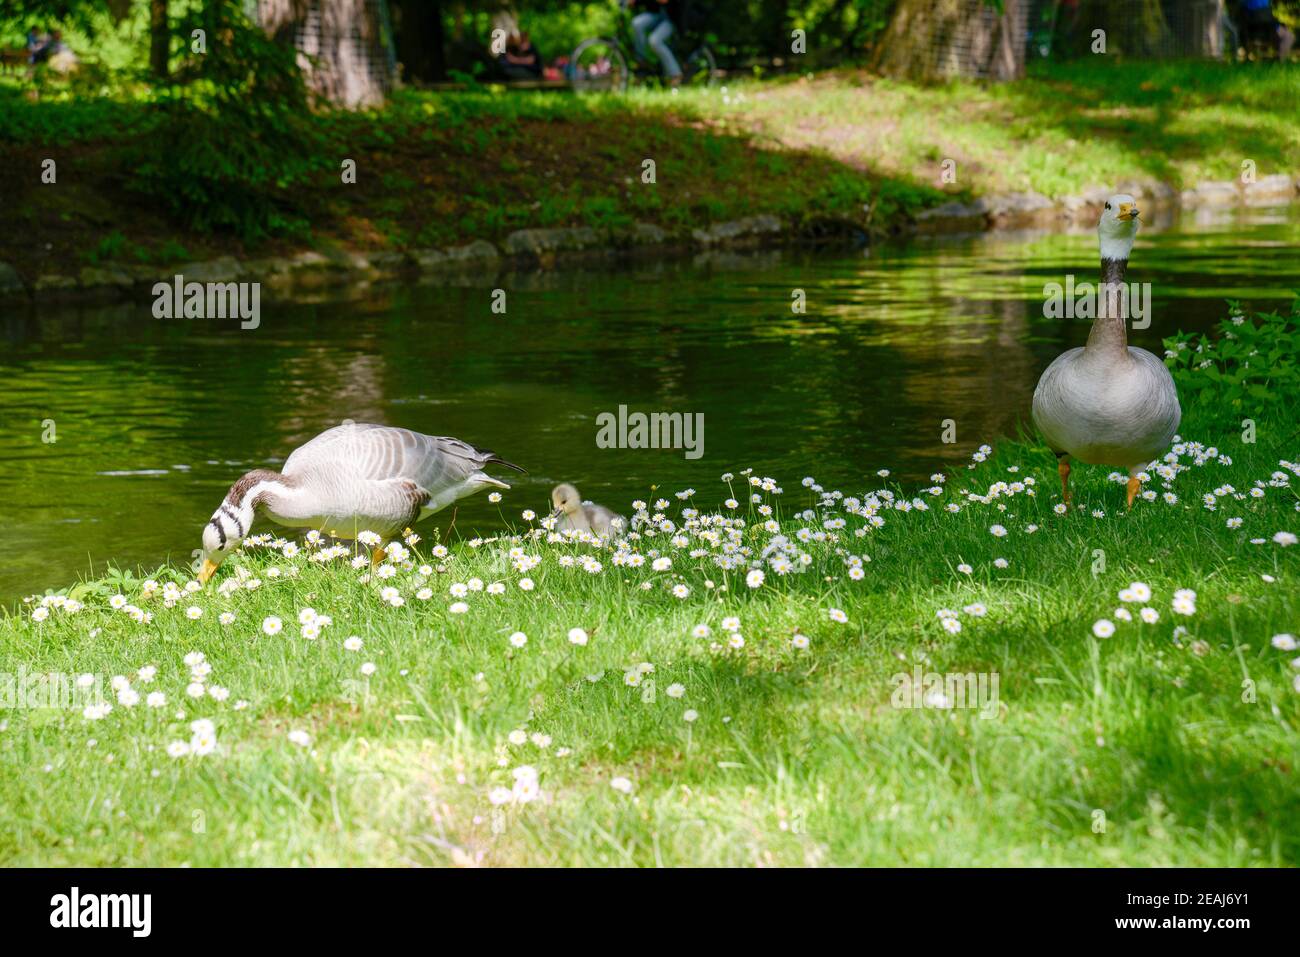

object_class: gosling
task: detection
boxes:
[550,483,627,538]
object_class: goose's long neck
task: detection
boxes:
[1085,254,1128,355]
[227,468,312,520]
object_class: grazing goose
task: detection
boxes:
[550,483,627,538]
[197,422,524,583]
[1031,193,1181,508]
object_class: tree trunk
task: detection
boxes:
[874,0,1027,82]
[258,0,392,108]
[390,0,446,82]
[149,0,169,79]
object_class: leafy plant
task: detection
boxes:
[581,195,631,229]
[158,239,191,261]
[99,564,142,593]
[84,230,125,264]
[124,2,328,242]
[1163,296,1300,427]
[446,67,484,90]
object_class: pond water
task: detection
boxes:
[2,203,1297,603]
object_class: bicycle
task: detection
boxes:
[569,0,718,94]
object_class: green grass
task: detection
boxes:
[730,60,1300,198]
[3,310,1299,866]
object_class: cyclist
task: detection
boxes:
[629,0,684,84]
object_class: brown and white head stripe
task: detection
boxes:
[200,469,286,557]
[196,423,524,584]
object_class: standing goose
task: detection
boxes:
[550,483,627,538]
[197,422,524,582]
[1031,193,1181,508]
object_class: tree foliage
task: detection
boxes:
[126,0,327,240]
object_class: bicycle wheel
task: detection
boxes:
[681,45,718,87]
[570,37,630,94]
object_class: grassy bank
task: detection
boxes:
[2,60,1298,283]
[2,304,1298,866]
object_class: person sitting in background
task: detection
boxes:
[1238,0,1295,58]
[630,0,682,84]
[27,25,56,64]
[26,26,45,62]
[30,28,69,65]
[497,30,543,80]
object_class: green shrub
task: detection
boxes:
[125,2,328,242]
[1163,296,1300,427]
[84,230,125,264]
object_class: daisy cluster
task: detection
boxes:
[1107,442,1298,515]
[30,432,1287,635]
[20,437,1293,673]
[486,727,573,807]
[27,592,85,623]
[1091,582,1197,640]
[71,646,249,762]
[934,602,989,635]
[16,428,1299,785]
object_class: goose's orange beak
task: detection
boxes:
[198,558,220,585]
[1117,202,1139,221]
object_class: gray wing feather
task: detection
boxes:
[284,423,495,497]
